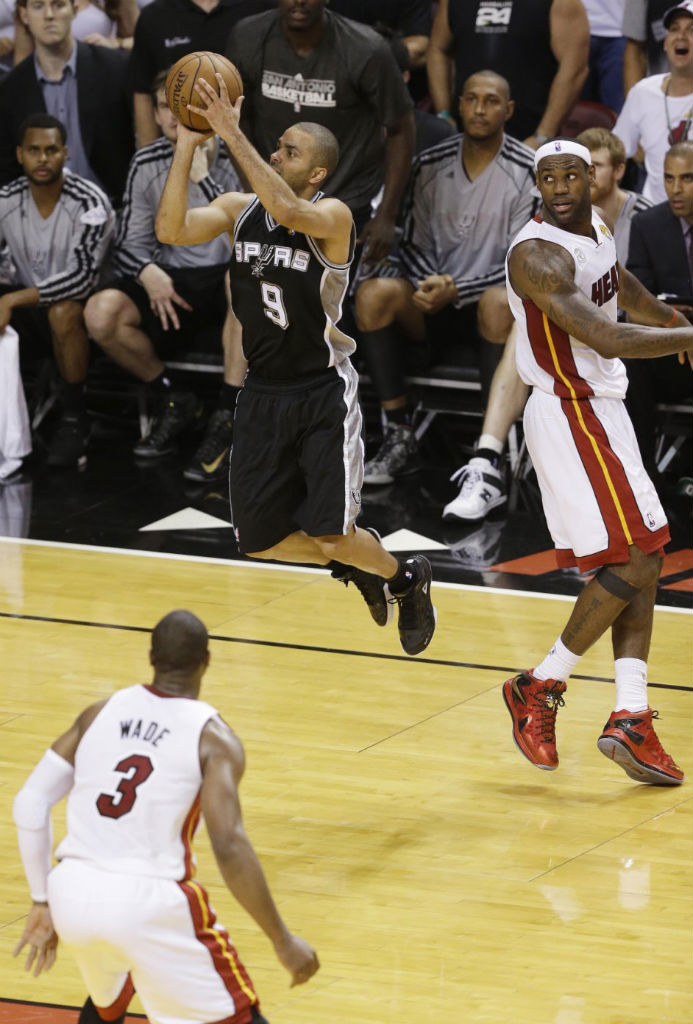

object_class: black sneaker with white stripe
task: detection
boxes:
[389,554,436,656]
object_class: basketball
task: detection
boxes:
[165,52,243,133]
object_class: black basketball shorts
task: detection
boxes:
[229,362,364,554]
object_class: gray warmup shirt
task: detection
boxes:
[400,133,537,306]
[0,172,114,304]
[114,137,241,277]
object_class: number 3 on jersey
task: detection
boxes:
[261,281,288,328]
[96,753,154,819]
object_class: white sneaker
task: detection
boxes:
[442,457,506,522]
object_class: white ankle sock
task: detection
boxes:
[614,658,648,712]
[477,433,504,456]
[533,637,581,682]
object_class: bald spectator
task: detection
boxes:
[427,0,590,147]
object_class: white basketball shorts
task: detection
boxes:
[523,388,670,571]
[48,859,260,1024]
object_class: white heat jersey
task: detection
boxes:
[506,211,629,399]
[55,685,219,880]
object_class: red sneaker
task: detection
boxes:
[502,671,566,770]
[597,708,684,785]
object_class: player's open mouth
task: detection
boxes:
[552,201,572,213]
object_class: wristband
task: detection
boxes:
[437,109,452,120]
[533,131,549,145]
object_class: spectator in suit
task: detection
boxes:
[129,0,276,148]
[85,70,243,480]
[0,0,134,206]
[625,140,693,471]
[0,114,114,468]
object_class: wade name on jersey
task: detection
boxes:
[235,241,311,278]
[119,717,171,747]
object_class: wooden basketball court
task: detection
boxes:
[1,538,691,1024]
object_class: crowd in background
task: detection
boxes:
[0,0,690,530]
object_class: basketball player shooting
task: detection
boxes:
[502,138,692,785]
[155,74,437,657]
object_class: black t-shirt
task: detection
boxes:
[226,10,413,211]
[128,0,277,93]
[327,0,431,36]
[448,0,556,141]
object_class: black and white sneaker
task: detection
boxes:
[330,527,392,627]
[46,415,89,469]
[134,390,202,459]
[442,457,506,522]
[183,407,234,482]
[363,423,419,486]
[389,554,436,656]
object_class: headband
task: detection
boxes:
[534,139,592,172]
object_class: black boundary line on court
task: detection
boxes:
[2,610,691,693]
[0,997,145,1019]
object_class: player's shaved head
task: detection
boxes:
[151,610,209,671]
[461,70,511,102]
[293,121,340,177]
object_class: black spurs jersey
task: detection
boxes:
[229,192,356,379]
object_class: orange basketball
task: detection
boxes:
[165,52,243,133]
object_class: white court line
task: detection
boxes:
[0,535,691,615]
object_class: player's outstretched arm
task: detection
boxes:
[200,718,320,987]
[156,125,249,247]
[188,76,352,246]
[508,239,693,363]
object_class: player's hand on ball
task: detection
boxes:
[188,74,243,138]
[273,932,320,986]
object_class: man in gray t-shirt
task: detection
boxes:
[0,113,114,469]
[226,0,414,262]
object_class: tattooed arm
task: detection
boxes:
[617,264,690,328]
[508,239,692,361]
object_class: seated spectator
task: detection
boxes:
[622,0,675,93]
[0,0,134,206]
[226,0,415,259]
[328,0,430,69]
[444,126,652,523]
[0,113,114,468]
[85,70,242,478]
[625,140,693,472]
[614,1,693,202]
[0,0,19,72]
[581,0,627,112]
[353,71,535,489]
[427,0,590,147]
[130,0,276,147]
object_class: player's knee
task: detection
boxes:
[312,534,344,561]
[84,290,129,344]
[598,548,662,600]
[354,278,398,331]
[477,287,512,344]
[47,299,84,335]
